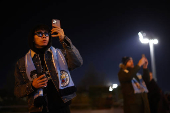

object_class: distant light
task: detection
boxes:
[109,84,118,91]
[150,39,158,44]
[138,32,143,39]
[109,86,113,91]
[138,32,149,44]
[143,33,146,36]
[140,38,150,44]
[112,84,118,88]
[138,32,158,44]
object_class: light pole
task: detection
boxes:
[138,32,158,81]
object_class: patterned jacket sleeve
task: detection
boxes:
[14,59,35,98]
[60,36,83,71]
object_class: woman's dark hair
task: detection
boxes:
[34,24,51,32]
[28,24,52,53]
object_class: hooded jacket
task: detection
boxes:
[118,64,150,113]
[14,24,83,112]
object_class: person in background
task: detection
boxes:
[144,72,169,113]
[118,56,150,113]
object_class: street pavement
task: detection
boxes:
[71,108,123,113]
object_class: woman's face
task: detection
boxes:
[34,30,49,48]
[126,59,134,68]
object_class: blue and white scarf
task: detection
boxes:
[124,69,148,94]
[25,46,76,102]
[132,73,148,93]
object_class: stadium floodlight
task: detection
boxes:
[138,31,158,81]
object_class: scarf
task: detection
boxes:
[25,46,76,103]
[132,73,148,93]
[124,69,148,94]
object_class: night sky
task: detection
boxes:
[1,1,170,92]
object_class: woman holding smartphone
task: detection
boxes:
[14,20,83,113]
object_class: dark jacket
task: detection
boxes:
[14,36,83,112]
[118,65,150,113]
[144,78,170,113]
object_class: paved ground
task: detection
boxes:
[71,108,123,113]
[0,106,124,113]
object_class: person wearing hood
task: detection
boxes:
[118,56,150,113]
[14,24,83,112]
[144,72,170,113]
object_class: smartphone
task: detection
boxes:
[142,54,145,58]
[52,19,60,36]
[52,19,60,28]
[142,54,147,64]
